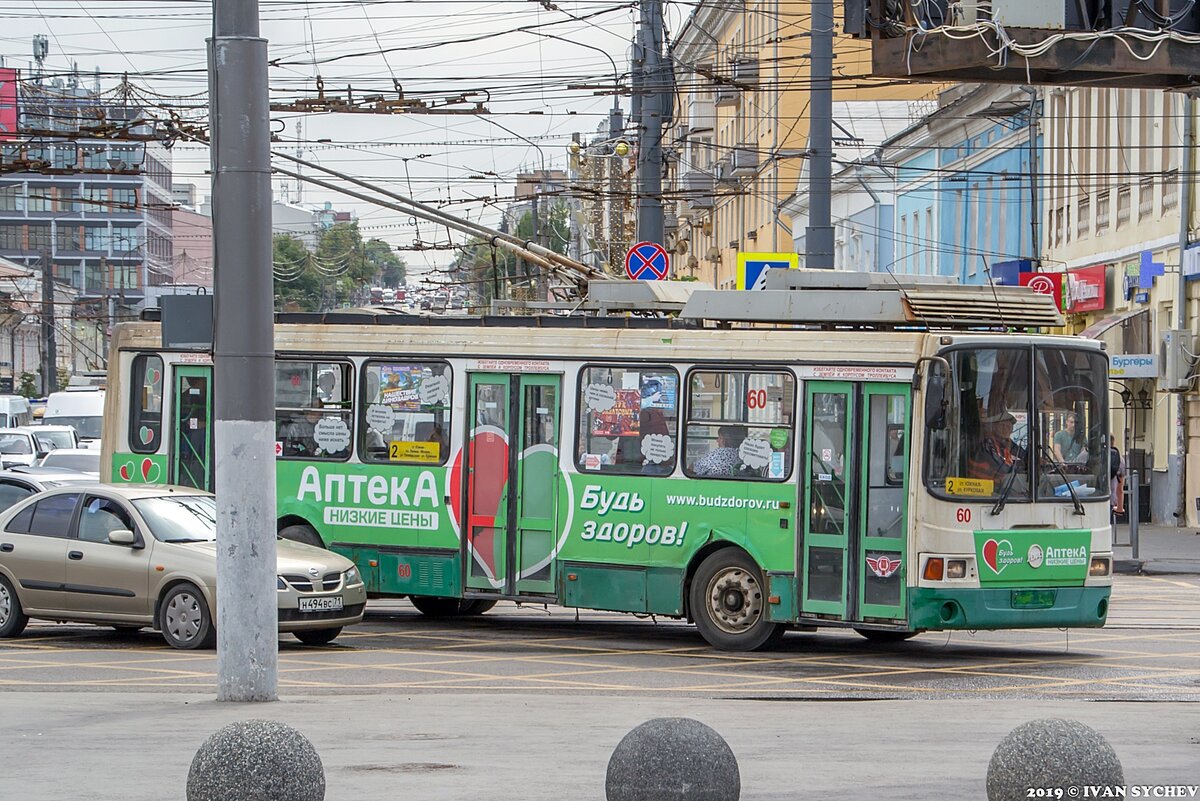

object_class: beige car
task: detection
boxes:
[0,485,366,649]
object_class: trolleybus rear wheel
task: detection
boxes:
[460,600,497,615]
[854,628,917,643]
[690,549,784,651]
[410,596,479,618]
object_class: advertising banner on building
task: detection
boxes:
[0,68,17,141]
[1064,264,1106,313]
[1018,272,1063,310]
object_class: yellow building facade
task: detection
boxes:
[666,0,933,288]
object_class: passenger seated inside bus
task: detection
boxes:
[639,408,673,475]
[413,421,447,462]
[278,411,318,457]
[693,425,747,477]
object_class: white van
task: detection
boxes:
[0,395,33,428]
[43,389,105,448]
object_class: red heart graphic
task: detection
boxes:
[140,457,154,482]
[119,463,131,481]
[982,539,1000,574]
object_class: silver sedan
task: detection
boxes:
[0,485,366,649]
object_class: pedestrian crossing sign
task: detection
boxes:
[736,252,799,290]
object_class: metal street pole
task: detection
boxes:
[209,0,277,701]
[1174,95,1194,524]
[635,0,665,246]
[805,0,835,269]
[39,251,55,393]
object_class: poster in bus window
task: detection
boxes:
[641,374,676,411]
[376,365,425,410]
[591,389,640,436]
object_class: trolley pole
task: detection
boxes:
[209,0,278,701]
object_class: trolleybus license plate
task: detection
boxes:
[299,597,344,613]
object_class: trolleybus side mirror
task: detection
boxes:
[925,372,947,430]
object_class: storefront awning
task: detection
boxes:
[1079,307,1149,341]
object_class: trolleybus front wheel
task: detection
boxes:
[690,549,784,651]
[854,628,917,643]
[278,524,323,548]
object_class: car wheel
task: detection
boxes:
[690,548,785,652]
[854,628,917,644]
[0,574,28,639]
[158,583,216,650]
[278,524,323,548]
[459,600,497,615]
[294,627,342,646]
[410,596,472,618]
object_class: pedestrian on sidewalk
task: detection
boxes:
[1110,433,1126,524]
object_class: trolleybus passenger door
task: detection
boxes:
[514,375,560,595]
[171,366,213,491]
[466,374,512,593]
[856,385,909,622]
[801,382,853,618]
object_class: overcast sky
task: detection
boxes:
[0,0,664,275]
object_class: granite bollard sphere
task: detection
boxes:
[987,718,1124,801]
[187,719,325,801]
[606,717,740,801]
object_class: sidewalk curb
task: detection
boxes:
[1113,558,1200,576]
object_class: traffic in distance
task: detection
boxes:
[93,282,1114,652]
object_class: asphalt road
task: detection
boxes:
[0,575,1196,700]
[0,575,1196,800]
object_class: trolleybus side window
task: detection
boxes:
[274,360,353,461]
[129,354,163,454]
[360,361,452,465]
[576,365,679,475]
[684,370,795,481]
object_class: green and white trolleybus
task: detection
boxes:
[101,279,1114,650]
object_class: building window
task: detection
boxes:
[0,225,21,249]
[0,185,22,212]
[26,187,50,213]
[55,225,81,252]
[576,365,679,475]
[27,225,50,250]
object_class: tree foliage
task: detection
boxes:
[272,222,407,312]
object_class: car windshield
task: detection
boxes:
[925,346,1108,503]
[133,495,218,542]
[42,416,102,439]
[0,434,32,455]
[34,431,75,450]
[40,452,100,472]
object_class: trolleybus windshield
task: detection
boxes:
[926,346,1109,503]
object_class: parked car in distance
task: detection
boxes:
[36,448,100,475]
[0,396,33,428]
[0,469,97,513]
[0,485,367,649]
[0,428,46,468]
[22,425,80,454]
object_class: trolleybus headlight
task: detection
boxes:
[343,567,361,586]
[277,575,287,591]
[923,557,944,581]
[1088,556,1111,577]
[946,559,967,579]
